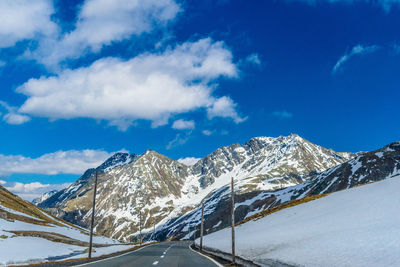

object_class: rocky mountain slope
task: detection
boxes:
[0,185,124,265]
[32,190,58,205]
[166,140,400,241]
[38,134,354,241]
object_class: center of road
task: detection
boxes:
[76,241,220,267]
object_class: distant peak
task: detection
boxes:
[287,133,304,141]
[144,149,157,155]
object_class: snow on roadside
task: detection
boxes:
[0,235,137,266]
[197,175,400,267]
[0,236,84,266]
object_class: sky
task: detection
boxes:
[0,0,399,200]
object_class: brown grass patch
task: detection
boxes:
[236,193,328,227]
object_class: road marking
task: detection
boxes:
[152,261,159,265]
[160,255,164,258]
[163,251,166,254]
[74,244,155,266]
[188,244,224,267]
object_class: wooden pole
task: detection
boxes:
[231,177,236,265]
[88,171,98,259]
[200,201,205,251]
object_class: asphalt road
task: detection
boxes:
[76,241,220,267]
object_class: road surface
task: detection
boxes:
[76,241,220,267]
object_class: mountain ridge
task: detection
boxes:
[37,133,357,241]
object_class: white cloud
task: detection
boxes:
[177,157,201,166]
[207,96,246,123]
[30,0,180,67]
[6,181,48,193]
[202,130,213,136]
[3,113,31,125]
[271,110,293,119]
[287,0,400,11]
[245,53,261,65]
[332,44,379,74]
[0,149,112,176]
[0,101,31,125]
[17,38,240,130]
[166,133,190,150]
[172,119,195,130]
[0,0,57,48]
[3,181,71,201]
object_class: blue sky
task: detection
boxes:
[0,0,399,200]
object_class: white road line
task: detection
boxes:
[74,244,155,266]
[152,261,159,265]
[160,255,165,258]
[188,244,224,267]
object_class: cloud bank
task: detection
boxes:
[0,0,57,48]
[17,38,244,130]
[0,149,112,176]
[29,0,180,67]
[0,180,71,201]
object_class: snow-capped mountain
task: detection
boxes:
[38,134,354,241]
[32,190,58,205]
[166,140,399,241]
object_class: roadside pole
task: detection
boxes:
[139,211,142,245]
[193,225,196,244]
[88,171,98,259]
[231,176,236,265]
[200,201,205,251]
[153,218,156,241]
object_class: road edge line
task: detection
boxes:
[73,243,155,266]
[188,244,224,267]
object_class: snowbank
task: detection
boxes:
[197,175,400,267]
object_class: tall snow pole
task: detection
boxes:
[88,171,98,259]
[200,201,205,252]
[231,176,236,265]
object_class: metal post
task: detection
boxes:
[193,224,196,244]
[153,218,156,241]
[139,211,142,245]
[231,177,236,264]
[88,171,98,259]
[200,201,205,251]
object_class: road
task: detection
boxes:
[76,241,221,267]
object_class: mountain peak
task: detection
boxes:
[97,151,137,172]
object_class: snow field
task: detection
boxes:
[197,175,400,267]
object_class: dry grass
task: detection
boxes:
[6,230,105,247]
[236,193,328,227]
[0,185,86,231]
